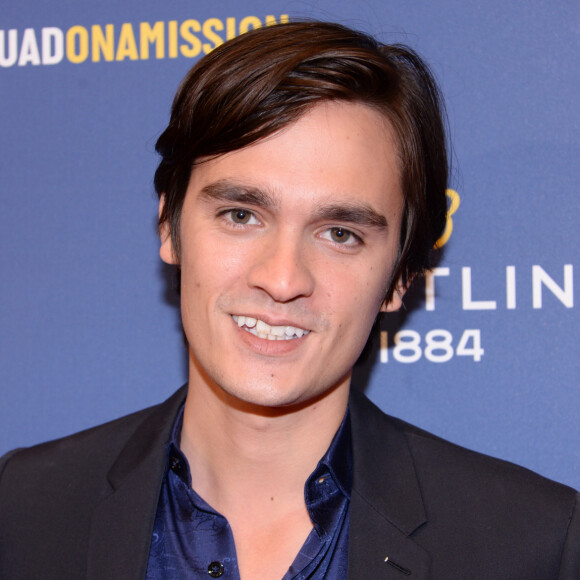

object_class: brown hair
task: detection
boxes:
[155,21,448,302]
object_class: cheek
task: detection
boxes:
[218,250,247,275]
[180,242,249,305]
[361,261,393,303]
[329,269,386,332]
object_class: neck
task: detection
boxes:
[179,361,349,516]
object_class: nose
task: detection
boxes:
[247,234,315,303]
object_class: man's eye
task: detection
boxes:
[324,227,360,245]
[227,209,256,225]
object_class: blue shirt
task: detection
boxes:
[146,407,352,579]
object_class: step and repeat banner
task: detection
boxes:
[1,1,578,488]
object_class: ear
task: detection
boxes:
[380,278,406,313]
[159,195,178,265]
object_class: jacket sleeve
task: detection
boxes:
[0,448,22,479]
[559,492,580,580]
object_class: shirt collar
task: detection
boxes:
[167,405,190,485]
[310,407,352,499]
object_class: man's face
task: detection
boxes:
[161,101,404,409]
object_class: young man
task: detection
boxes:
[1,21,578,579]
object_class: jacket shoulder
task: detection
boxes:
[348,388,579,578]
[350,386,577,500]
[0,386,187,579]
[401,415,579,577]
[0,386,186,497]
[1,393,170,478]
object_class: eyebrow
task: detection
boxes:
[200,179,388,229]
[200,180,278,209]
[314,203,388,229]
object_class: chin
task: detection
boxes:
[222,374,348,415]
[225,384,312,411]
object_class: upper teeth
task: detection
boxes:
[232,315,310,340]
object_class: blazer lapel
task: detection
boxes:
[348,389,430,579]
[86,386,188,580]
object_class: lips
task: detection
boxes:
[232,315,310,341]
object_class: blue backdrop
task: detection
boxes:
[1,1,578,489]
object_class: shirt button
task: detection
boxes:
[208,561,224,577]
[170,456,181,471]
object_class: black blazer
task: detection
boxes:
[1,386,578,579]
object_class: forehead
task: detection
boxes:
[187,101,402,217]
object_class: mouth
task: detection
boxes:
[232,315,310,341]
